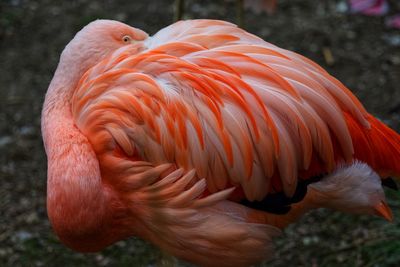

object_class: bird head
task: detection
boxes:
[43,19,149,141]
[59,19,148,78]
[308,161,393,221]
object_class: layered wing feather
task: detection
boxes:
[72,20,399,202]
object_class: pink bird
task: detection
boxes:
[348,0,389,16]
[42,19,400,267]
[347,0,400,29]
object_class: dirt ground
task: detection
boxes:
[1,0,400,266]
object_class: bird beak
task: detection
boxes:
[374,201,394,222]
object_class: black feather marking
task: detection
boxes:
[240,173,325,215]
[382,177,398,191]
[240,194,292,214]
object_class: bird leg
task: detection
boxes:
[236,0,245,27]
[174,0,185,21]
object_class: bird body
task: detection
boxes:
[42,19,400,266]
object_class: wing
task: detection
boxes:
[72,20,400,203]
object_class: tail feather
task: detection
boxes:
[346,113,400,178]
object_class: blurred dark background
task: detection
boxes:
[1,0,400,266]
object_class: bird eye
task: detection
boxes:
[122,35,132,43]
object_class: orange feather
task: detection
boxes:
[42,19,400,267]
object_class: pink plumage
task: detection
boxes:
[42,19,399,267]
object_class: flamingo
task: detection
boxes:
[42,19,400,267]
[348,0,400,29]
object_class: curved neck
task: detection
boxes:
[42,60,131,252]
[41,50,84,150]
